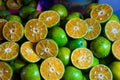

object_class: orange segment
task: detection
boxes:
[36,39,58,59]
[91,4,113,23]
[20,41,40,63]
[105,21,120,41]
[84,18,101,40]
[25,19,47,42]
[0,19,7,41]
[90,64,113,80]
[0,42,19,61]
[65,18,88,39]
[71,48,93,69]
[3,21,24,42]
[40,57,64,80]
[0,62,13,80]
[39,10,60,28]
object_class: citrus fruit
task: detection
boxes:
[3,21,24,42]
[67,38,87,50]
[109,61,120,80]
[48,26,68,47]
[109,14,120,23]
[71,48,93,69]
[40,57,64,80]
[21,63,41,80]
[6,15,22,23]
[65,18,88,39]
[39,10,60,28]
[105,20,120,41]
[35,39,58,59]
[0,41,19,61]
[84,18,101,40]
[0,61,13,80]
[0,19,7,41]
[62,66,83,80]
[90,4,113,23]
[0,10,10,18]
[51,4,68,20]
[20,41,40,63]
[25,19,47,42]
[90,36,111,58]
[23,0,33,5]
[92,57,99,67]
[90,64,113,80]
[57,47,71,66]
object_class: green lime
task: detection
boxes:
[67,38,87,50]
[62,66,83,80]
[51,4,68,20]
[90,36,111,58]
[109,14,120,23]
[21,63,41,80]
[6,15,22,23]
[57,47,71,66]
[48,26,68,47]
[92,57,99,67]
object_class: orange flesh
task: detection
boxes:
[39,11,60,28]
[91,4,113,23]
[21,41,40,62]
[66,18,88,38]
[105,21,120,41]
[3,21,23,42]
[84,18,101,40]
[0,62,12,80]
[71,48,93,69]
[36,39,58,59]
[0,42,19,60]
[25,19,47,42]
[40,57,64,80]
[90,64,112,80]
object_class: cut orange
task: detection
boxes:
[0,61,13,80]
[71,48,93,69]
[105,20,120,41]
[3,21,24,42]
[0,42,19,61]
[89,64,113,80]
[0,19,7,41]
[65,18,88,39]
[25,19,47,42]
[35,39,58,59]
[40,57,64,80]
[91,4,113,23]
[20,41,40,63]
[84,18,101,40]
[39,10,60,28]
[112,39,120,60]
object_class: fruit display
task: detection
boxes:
[0,0,120,80]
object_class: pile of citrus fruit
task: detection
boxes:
[0,0,120,80]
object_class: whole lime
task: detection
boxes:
[90,36,111,58]
[21,64,41,80]
[109,14,120,23]
[6,15,22,23]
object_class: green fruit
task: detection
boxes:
[109,14,120,23]
[62,66,83,80]
[21,64,41,80]
[92,57,99,67]
[6,15,22,23]
[57,47,71,66]
[90,36,111,58]
[48,26,68,47]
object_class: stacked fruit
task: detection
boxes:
[0,0,120,80]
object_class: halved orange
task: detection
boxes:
[105,20,120,41]
[35,39,58,59]
[71,48,93,69]
[65,18,88,39]
[0,42,19,61]
[20,41,40,63]
[0,19,7,41]
[90,64,113,80]
[25,19,47,42]
[3,21,24,42]
[91,4,113,23]
[84,18,101,40]
[40,57,64,80]
[39,10,60,28]
[0,61,13,80]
